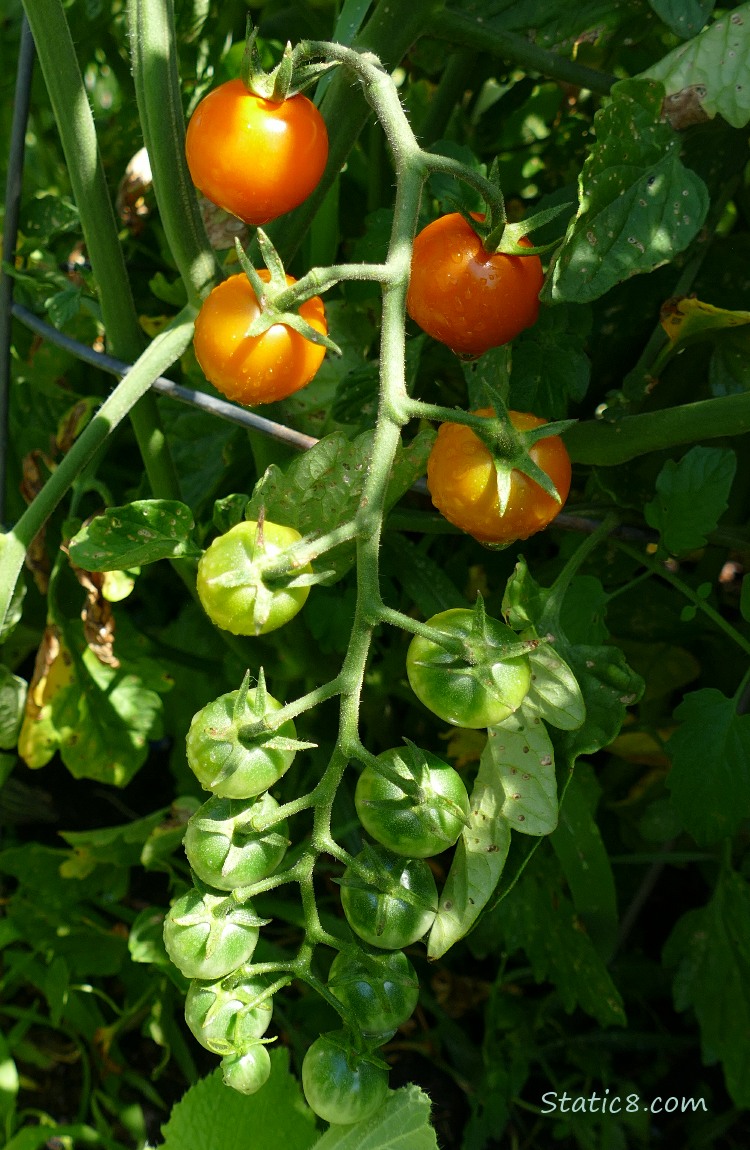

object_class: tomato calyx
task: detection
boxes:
[466,396,576,517]
[337,843,439,918]
[231,670,316,759]
[233,234,342,357]
[239,18,336,103]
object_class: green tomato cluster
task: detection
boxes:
[170,526,525,1124]
[167,668,302,1088]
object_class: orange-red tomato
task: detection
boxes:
[407,214,544,356]
[185,79,329,225]
[193,271,327,405]
[427,409,571,544]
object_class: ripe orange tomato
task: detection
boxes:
[407,214,544,356]
[427,409,571,544]
[185,79,329,225]
[193,271,327,405]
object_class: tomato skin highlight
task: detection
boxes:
[427,409,572,544]
[185,79,329,224]
[407,213,544,355]
[193,273,327,406]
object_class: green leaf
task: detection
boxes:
[509,303,592,419]
[248,431,432,582]
[312,1085,438,1150]
[664,867,750,1107]
[45,286,83,329]
[644,2,750,127]
[59,808,169,872]
[0,666,27,749]
[427,739,511,960]
[160,1052,317,1150]
[381,535,464,618]
[68,500,200,570]
[741,574,750,622]
[551,765,619,957]
[33,636,172,787]
[648,0,715,39]
[500,851,626,1027]
[667,688,750,843]
[553,642,645,769]
[547,79,709,303]
[488,707,558,835]
[4,1126,100,1150]
[524,644,586,731]
[644,446,736,554]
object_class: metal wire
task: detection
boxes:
[1,16,35,523]
[11,303,320,452]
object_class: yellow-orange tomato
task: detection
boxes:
[193,272,327,405]
[407,214,544,356]
[185,79,329,225]
[427,410,571,544]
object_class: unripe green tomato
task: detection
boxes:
[340,844,438,950]
[406,608,531,728]
[185,973,273,1054]
[163,887,262,980]
[197,520,310,636]
[328,948,419,1038]
[186,687,297,799]
[221,1043,272,1095]
[184,793,289,890]
[302,1031,389,1125]
[355,746,469,858]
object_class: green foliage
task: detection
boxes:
[4,0,750,1146]
[547,79,709,303]
[644,446,736,555]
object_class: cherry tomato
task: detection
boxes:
[340,844,438,950]
[302,1031,389,1125]
[193,273,327,406]
[407,213,544,355]
[186,685,298,799]
[221,1043,272,1095]
[183,792,289,890]
[163,888,262,980]
[197,520,311,636]
[327,948,419,1038]
[184,973,273,1054]
[186,79,329,225]
[427,409,572,544]
[355,745,469,857]
[405,607,531,729]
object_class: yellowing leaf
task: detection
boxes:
[661,295,750,348]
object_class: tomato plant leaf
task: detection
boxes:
[524,644,586,731]
[382,535,465,617]
[498,850,626,1027]
[248,431,432,582]
[0,666,27,749]
[427,740,512,960]
[644,2,750,127]
[666,688,750,843]
[509,303,592,419]
[68,500,200,570]
[488,708,558,835]
[551,765,619,957]
[546,79,709,303]
[312,1084,438,1150]
[648,0,715,39]
[664,867,750,1107]
[644,445,736,555]
[160,1053,317,1150]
